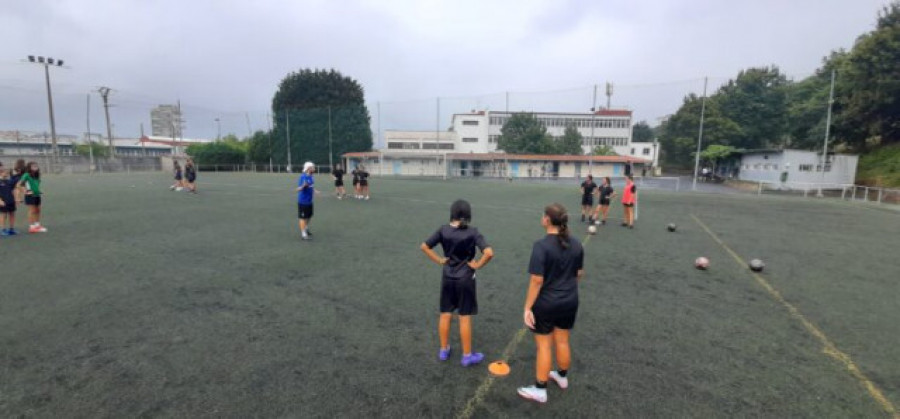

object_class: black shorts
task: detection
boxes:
[175,175,183,181]
[186,175,196,183]
[440,276,478,315]
[581,195,593,206]
[623,203,634,207]
[0,202,15,213]
[531,302,578,335]
[335,180,344,187]
[599,199,611,206]
[352,180,359,186]
[359,180,368,187]
[25,196,41,207]
[298,203,313,219]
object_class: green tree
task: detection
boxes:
[271,69,372,168]
[632,120,654,142]
[557,124,584,155]
[591,145,618,156]
[834,2,900,149]
[658,94,743,168]
[497,113,557,154]
[74,141,109,158]
[247,130,274,164]
[698,144,737,174]
[714,66,790,149]
[186,134,247,165]
[784,52,848,150]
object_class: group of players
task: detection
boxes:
[169,159,198,193]
[0,159,46,235]
[579,174,637,229]
[329,163,370,200]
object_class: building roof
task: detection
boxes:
[343,151,650,164]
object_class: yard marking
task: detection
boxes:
[456,233,592,419]
[691,214,898,418]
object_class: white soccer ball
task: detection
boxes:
[176,187,184,192]
[587,225,597,235]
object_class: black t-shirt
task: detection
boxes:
[352,170,360,182]
[425,225,490,280]
[528,234,584,307]
[333,169,344,180]
[598,185,614,200]
[581,180,596,197]
[359,171,369,182]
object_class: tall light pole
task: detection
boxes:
[215,118,221,140]
[24,55,66,160]
[589,84,597,174]
[818,69,837,197]
[692,77,709,191]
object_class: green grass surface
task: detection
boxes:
[1,173,897,418]
[858,144,900,187]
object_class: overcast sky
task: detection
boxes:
[0,0,889,143]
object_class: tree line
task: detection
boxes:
[658,2,900,168]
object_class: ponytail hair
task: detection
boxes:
[544,203,570,249]
[450,199,472,229]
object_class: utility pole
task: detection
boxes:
[605,82,613,109]
[505,91,509,112]
[692,77,709,191]
[215,118,221,140]
[589,84,598,173]
[140,123,146,156]
[245,112,253,137]
[266,112,273,172]
[818,69,837,197]
[436,97,441,177]
[98,87,115,157]
[86,93,94,174]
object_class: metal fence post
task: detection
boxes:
[877,188,883,204]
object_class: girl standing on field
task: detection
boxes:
[420,200,494,366]
[358,164,370,200]
[332,163,346,199]
[518,203,583,404]
[184,158,197,194]
[19,161,46,233]
[621,174,636,229]
[592,177,615,225]
[170,160,184,191]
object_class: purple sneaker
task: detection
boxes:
[461,352,484,367]
[439,346,451,361]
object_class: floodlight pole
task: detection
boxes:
[818,69,836,197]
[589,84,597,174]
[86,93,94,174]
[25,56,66,161]
[328,106,334,172]
[692,77,708,191]
[285,109,292,172]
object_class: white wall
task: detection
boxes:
[739,150,858,186]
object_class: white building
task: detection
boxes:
[379,110,660,166]
[738,149,858,187]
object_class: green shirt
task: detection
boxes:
[20,173,41,196]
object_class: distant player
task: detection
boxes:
[592,177,615,225]
[184,158,197,194]
[621,174,636,229]
[19,161,46,233]
[332,163,346,199]
[0,166,19,236]
[420,199,494,366]
[518,203,583,404]
[358,164,370,200]
[351,166,361,198]
[170,160,184,191]
[296,162,320,241]
[579,175,596,223]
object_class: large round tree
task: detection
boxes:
[270,69,372,169]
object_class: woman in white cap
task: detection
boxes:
[296,162,320,240]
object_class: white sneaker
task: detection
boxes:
[517,385,547,403]
[549,371,568,389]
[364,196,370,201]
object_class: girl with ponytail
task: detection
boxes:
[518,203,584,404]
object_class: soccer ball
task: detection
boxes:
[695,257,710,270]
[749,259,765,272]
[176,187,184,192]
[667,223,677,232]
[587,225,597,235]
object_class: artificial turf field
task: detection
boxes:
[1,173,898,418]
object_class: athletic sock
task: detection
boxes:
[558,369,568,377]
[535,381,548,389]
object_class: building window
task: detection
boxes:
[488,135,500,143]
[422,143,454,150]
[462,137,478,143]
[799,164,813,172]
[642,148,650,155]
[631,148,635,155]
[462,120,479,126]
